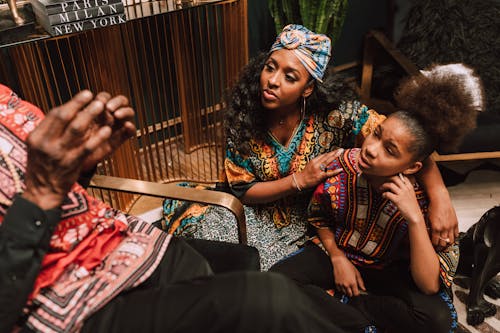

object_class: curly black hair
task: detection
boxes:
[393,64,484,160]
[224,53,357,154]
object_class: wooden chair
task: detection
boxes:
[360,30,500,162]
[88,174,247,244]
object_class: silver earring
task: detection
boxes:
[301,97,306,120]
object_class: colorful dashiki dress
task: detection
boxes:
[163,101,385,270]
[308,148,459,290]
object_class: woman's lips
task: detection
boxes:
[358,152,371,169]
[262,89,278,101]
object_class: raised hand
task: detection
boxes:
[22,90,119,210]
[81,93,136,172]
[380,174,424,225]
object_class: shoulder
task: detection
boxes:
[322,149,357,192]
[316,100,375,130]
[327,148,360,174]
[0,85,44,140]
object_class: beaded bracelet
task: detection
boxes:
[291,173,302,192]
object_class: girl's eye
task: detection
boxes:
[265,63,275,71]
[386,147,395,156]
[285,74,296,82]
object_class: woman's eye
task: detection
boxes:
[386,147,395,156]
[285,74,296,82]
[265,64,274,72]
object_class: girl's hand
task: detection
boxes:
[380,174,423,225]
[331,254,366,297]
[295,148,344,190]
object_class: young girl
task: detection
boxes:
[164,24,459,271]
[270,63,484,332]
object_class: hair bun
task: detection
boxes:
[420,63,484,112]
[396,63,484,153]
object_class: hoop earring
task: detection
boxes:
[301,97,306,120]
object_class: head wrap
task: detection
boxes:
[270,24,331,82]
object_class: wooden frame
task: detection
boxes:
[89,174,247,244]
[360,30,500,162]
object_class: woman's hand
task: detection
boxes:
[331,254,366,297]
[417,158,458,249]
[427,194,459,250]
[295,148,344,190]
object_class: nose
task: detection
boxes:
[268,72,280,88]
[365,141,378,159]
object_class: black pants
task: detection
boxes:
[82,238,348,333]
[270,243,453,333]
[185,238,261,273]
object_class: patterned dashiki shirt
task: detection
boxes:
[0,84,171,332]
[308,148,459,289]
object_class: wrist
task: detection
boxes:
[407,215,426,226]
[291,173,303,192]
[426,186,450,200]
[329,250,346,262]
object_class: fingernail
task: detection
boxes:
[334,168,343,173]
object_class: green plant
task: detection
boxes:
[268,0,349,45]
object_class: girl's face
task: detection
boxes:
[259,49,313,111]
[357,116,422,177]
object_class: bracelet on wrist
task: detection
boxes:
[292,173,302,192]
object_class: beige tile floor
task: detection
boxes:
[442,159,500,231]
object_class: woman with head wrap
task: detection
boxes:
[162,25,459,270]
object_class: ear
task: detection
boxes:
[402,161,423,176]
[302,81,314,98]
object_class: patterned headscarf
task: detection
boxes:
[270,24,331,82]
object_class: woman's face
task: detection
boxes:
[259,49,313,111]
[357,116,421,177]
